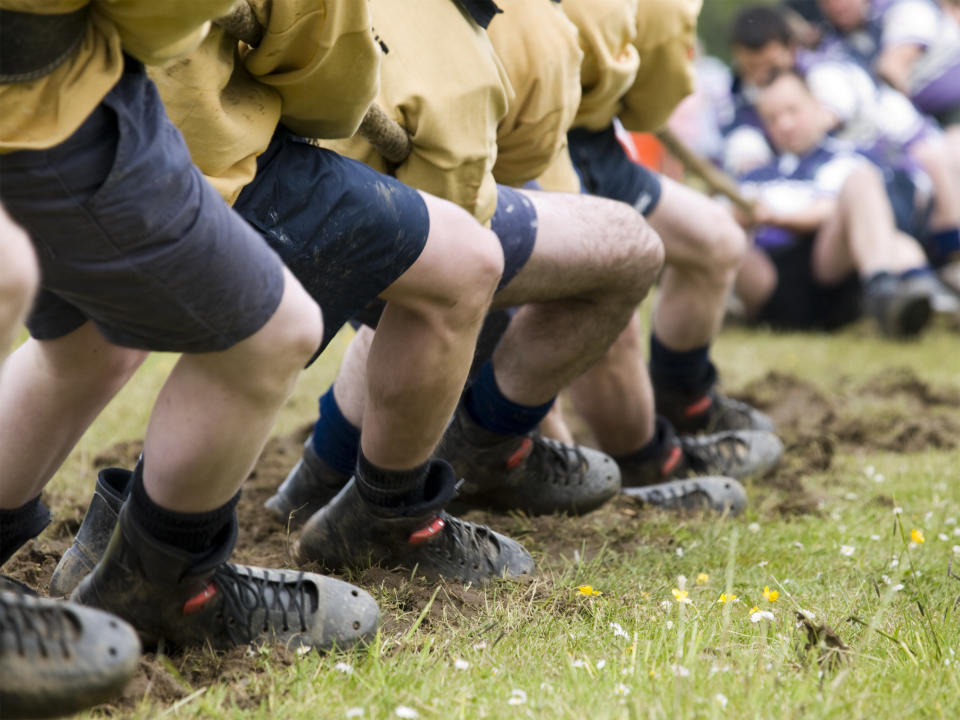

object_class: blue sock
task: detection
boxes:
[649,334,714,395]
[311,388,361,476]
[925,228,960,267]
[899,266,934,280]
[464,361,554,437]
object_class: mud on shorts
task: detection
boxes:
[567,125,663,216]
[754,238,862,331]
[342,183,538,349]
[0,59,285,353]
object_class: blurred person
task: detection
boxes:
[727,5,960,287]
[733,70,936,336]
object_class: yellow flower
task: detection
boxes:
[717,593,738,604]
[696,573,710,585]
[672,588,691,604]
[911,528,925,544]
[749,605,760,614]
[762,585,779,602]
[577,585,603,596]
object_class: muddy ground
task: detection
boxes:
[5,366,957,712]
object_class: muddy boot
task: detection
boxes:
[264,438,350,529]
[618,417,781,486]
[653,370,775,435]
[50,468,132,598]
[436,406,619,516]
[72,505,379,652]
[0,589,141,719]
[622,476,747,515]
[863,272,932,337]
[296,459,534,584]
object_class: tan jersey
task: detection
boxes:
[620,0,701,133]
[0,0,234,151]
[151,0,380,205]
[562,0,701,132]
[562,0,640,131]
[322,0,510,224]
[488,0,583,188]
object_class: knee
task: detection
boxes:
[432,220,503,329]
[702,206,748,275]
[249,270,324,370]
[607,202,665,302]
[0,223,39,322]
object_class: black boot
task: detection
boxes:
[0,588,141,718]
[72,504,379,652]
[264,438,350,529]
[296,459,535,583]
[437,406,620,516]
[49,468,131,598]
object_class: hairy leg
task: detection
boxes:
[491,191,663,406]
[359,194,503,470]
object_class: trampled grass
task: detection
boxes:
[42,319,960,719]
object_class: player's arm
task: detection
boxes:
[753,196,836,232]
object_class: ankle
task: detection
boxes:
[128,463,238,554]
[355,451,429,508]
[312,388,361,476]
[463,361,554,438]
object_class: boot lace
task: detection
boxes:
[680,434,747,477]
[212,564,311,645]
[432,514,500,574]
[524,438,588,487]
[0,589,74,659]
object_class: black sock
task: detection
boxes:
[0,495,51,566]
[355,451,429,508]
[128,465,239,555]
[615,416,674,465]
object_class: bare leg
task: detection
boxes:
[143,268,322,512]
[910,137,960,232]
[648,176,747,351]
[491,191,663,405]
[735,247,779,318]
[358,194,503,470]
[0,207,38,363]
[0,325,146,508]
[812,164,927,283]
[568,314,656,455]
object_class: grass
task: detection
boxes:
[43,318,960,719]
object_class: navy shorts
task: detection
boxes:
[234,127,431,353]
[755,238,861,331]
[347,184,538,331]
[0,59,284,352]
[567,125,663,216]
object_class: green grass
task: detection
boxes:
[51,320,960,719]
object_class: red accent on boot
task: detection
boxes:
[408,517,446,546]
[660,445,683,477]
[506,437,534,470]
[684,394,712,417]
[183,582,218,615]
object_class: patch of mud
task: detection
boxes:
[737,366,959,455]
[735,366,959,516]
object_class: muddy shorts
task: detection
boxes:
[233,126,432,353]
[755,238,862,331]
[0,59,285,352]
[346,183,538,332]
[567,125,663,216]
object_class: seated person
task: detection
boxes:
[733,70,937,336]
[817,0,960,129]
[726,5,960,282]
